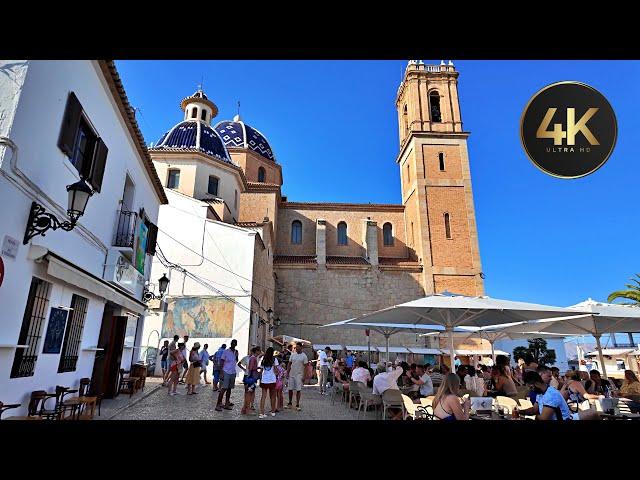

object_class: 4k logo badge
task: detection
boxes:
[520,81,617,178]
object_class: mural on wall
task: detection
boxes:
[162,297,234,338]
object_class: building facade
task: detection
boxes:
[0,60,167,411]
[140,60,484,363]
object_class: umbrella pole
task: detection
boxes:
[594,334,608,379]
[490,340,496,365]
[446,326,455,373]
[386,334,390,365]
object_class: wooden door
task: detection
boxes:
[91,310,127,399]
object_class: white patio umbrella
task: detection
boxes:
[335,293,592,371]
[320,320,447,363]
[491,298,640,378]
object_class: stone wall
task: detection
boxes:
[273,265,436,350]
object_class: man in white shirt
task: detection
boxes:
[351,361,372,387]
[286,342,309,410]
[409,364,434,397]
[317,347,331,395]
[372,364,403,395]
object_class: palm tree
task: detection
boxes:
[607,274,640,305]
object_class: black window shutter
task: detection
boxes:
[58,92,83,157]
[88,138,108,193]
[146,221,158,256]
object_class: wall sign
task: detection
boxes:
[135,220,148,274]
[2,235,19,259]
[43,307,69,354]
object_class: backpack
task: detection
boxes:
[212,350,224,369]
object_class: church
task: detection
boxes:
[141,60,485,367]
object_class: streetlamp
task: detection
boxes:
[23,179,94,244]
[266,308,274,322]
[143,273,170,303]
[273,317,281,328]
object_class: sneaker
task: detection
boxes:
[259,414,267,419]
[296,406,302,411]
[215,406,223,412]
[223,405,233,410]
[270,412,276,417]
[284,404,292,409]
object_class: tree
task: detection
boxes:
[607,274,640,305]
[512,338,556,366]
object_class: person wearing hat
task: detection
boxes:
[185,343,202,395]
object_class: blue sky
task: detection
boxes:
[116,60,640,313]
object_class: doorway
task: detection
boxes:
[91,304,128,398]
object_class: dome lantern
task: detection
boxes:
[180,88,218,126]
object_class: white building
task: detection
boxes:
[139,89,275,374]
[0,60,167,411]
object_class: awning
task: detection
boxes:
[345,345,371,351]
[36,247,147,315]
[440,348,509,356]
[376,346,410,354]
[586,348,634,357]
[408,347,442,355]
[269,335,311,347]
[313,344,344,351]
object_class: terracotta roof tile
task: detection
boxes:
[326,256,369,265]
[379,257,421,266]
[274,255,316,265]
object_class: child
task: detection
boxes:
[275,358,288,412]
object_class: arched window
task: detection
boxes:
[258,167,266,183]
[444,213,452,239]
[291,220,302,244]
[201,109,207,121]
[167,169,180,189]
[439,152,445,171]
[383,222,394,246]
[337,221,348,245]
[208,176,219,196]
[191,108,198,119]
[429,91,442,123]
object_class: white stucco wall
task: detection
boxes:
[139,188,256,376]
[0,60,163,411]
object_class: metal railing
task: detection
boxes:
[114,210,138,248]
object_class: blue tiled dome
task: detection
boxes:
[214,118,275,161]
[153,120,233,163]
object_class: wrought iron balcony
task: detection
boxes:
[114,210,138,249]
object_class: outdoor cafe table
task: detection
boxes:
[599,412,640,421]
[469,413,528,421]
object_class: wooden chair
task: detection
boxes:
[76,396,97,420]
[117,369,140,398]
[23,390,55,419]
[0,402,21,420]
[348,381,361,410]
[416,403,437,420]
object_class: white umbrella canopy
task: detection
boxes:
[320,320,447,363]
[340,292,592,369]
[493,298,640,378]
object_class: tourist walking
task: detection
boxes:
[318,346,331,395]
[168,342,186,396]
[164,335,179,386]
[241,346,261,415]
[258,347,279,418]
[199,344,211,384]
[238,346,261,411]
[179,335,190,384]
[159,340,169,386]
[185,343,202,395]
[215,339,239,412]
[286,342,308,411]
[211,343,226,392]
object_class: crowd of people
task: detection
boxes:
[157,337,640,420]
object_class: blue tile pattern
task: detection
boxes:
[153,121,232,163]
[214,120,275,161]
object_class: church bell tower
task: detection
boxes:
[396,60,484,296]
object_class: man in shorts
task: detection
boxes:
[286,342,309,411]
[215,339,238,412]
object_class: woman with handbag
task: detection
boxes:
[241,346,261,415]
[185,343,202,395]
[258,347,279,418]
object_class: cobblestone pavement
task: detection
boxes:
[112,381,379,420]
